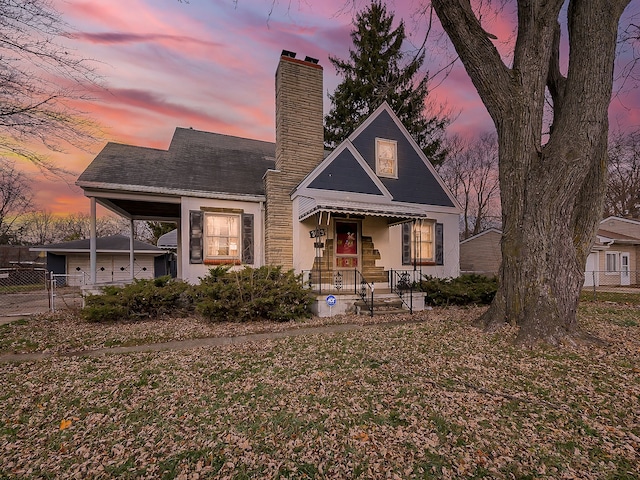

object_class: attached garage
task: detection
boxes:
[31,235,171,286]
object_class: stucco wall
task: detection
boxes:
[180,196,264,284]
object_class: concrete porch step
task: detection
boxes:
[353,297,407,315]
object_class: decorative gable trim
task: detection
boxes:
[294,141,393,201]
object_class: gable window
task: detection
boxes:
[605,252,618,273]
[402,220,443,266]
[205,213,240,261]
[375,138,398,178]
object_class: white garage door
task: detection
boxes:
[67,255,155,284]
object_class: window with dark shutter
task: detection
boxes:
[242,213,254,265]
[189,210,204,264]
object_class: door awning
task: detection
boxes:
[298,197,428,225]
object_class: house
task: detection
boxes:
[459,228,502,276]
[460,217,640,287]
[29,235,172,286]
[586,216,640,287]
[76,51,461,313]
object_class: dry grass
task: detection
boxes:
[1,302,639,479]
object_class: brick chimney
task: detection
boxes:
[264,51,324,269]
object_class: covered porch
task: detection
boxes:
[81,188,181,286]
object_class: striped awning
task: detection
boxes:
[298,197,428,225]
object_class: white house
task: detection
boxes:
[76,51,461,312]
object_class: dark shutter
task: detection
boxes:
[189,210,203,264]
[242,213,254,264]
[435,222,444,265]
[402,222,412,265]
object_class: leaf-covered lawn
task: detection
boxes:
[1,303,639,479]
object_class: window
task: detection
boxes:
[412,221,434,263]
[402,221,443,266]
[205,213,240,260]
[189,210,253,265]
[375,138,398,178]
[606,252,618,273]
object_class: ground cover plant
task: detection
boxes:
[1,300,639,479]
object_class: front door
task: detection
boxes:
[335,220,360,269]
[621,253,631,286]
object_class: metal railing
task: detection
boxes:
[389,269,418,314]
[355,269,374,317]
[303,268,373,295]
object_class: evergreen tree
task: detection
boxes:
[324,2,447,164]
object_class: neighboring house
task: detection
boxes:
[75,51,461,298]
[587,216,640,287]
[460,217,640,287]
[459,229,502,276]
[30,235,172,286]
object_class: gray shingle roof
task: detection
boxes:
[77,128,276,197]
[30,235,164,253]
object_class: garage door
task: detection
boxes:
[67,255,155,284]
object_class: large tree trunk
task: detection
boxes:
[432,0,631,345]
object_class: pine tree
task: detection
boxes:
[324,2,447,164]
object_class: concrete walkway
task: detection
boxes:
[0,320,424,364]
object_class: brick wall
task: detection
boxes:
[265,54,324,269]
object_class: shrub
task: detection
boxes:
[420,274,498,306]
[195,266,315,322]
[83,276,194,322]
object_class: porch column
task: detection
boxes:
[130,219,135,281]
[176,221,182,279]
[89,197,97,284]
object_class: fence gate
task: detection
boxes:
[0,267,48,317]
[49,273,86,313]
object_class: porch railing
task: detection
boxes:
[302,268,373,296]
[389,269,423,314]
[355,269,374,317]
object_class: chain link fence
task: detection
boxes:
[0,268,85,318]
[0,267,49,317]
[583,270,639,300]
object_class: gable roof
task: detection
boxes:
[77,128,275,199]
[597,229,640,245]
[460,228,502,244]
[158,229,178,249]
[293,102,460,221]
[29,235,164,254]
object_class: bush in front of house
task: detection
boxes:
[420,274,498,307]
[195,265,316,322]
[82,276,195,322]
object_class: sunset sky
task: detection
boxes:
[23,0,640,216]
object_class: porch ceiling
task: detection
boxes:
[87,193,181,222]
